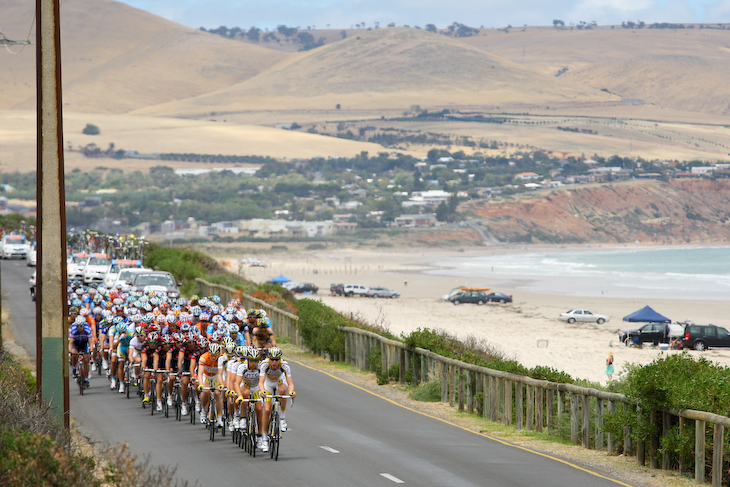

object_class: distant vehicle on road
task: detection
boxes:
[559,309,610,324]
[129,271,181,299]
[366,287,400,298]
[1,234,29,260]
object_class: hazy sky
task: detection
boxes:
[116,0,730,30]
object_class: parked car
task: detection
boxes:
[366,287,400,298]
[485,292,512,304]
[290,282,318,294]
[29,271,36,301]
[330,283,344,296]
[129,271,181,299]
[618,323,672,346]
[342,284,368,297]
[559,309,610,324]
[681,324,730,351]
[448,290,488,305]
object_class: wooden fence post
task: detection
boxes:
[582,395,590,448]
[526,385,534,431]
[695,419,705,483]
[607,401,616,454]
[458,368,465,412]
[467,370,474,414]
[712,424,724,487]
[516,382,524,429]
[596,398,604,450]
[503,380,512,426]
[536,387,544,433]
[441,361,448,403]
[571,394,579,444]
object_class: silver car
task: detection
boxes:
[366,287,400,298]
[559,309,610,324]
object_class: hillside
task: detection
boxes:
[134,27,616,116]
[463,180,730,244]
[1,0,289,114]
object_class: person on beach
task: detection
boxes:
[605,352,614,381]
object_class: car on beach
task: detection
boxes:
[559,309,610,324]
[485,292,512,304]
[366,287,400,298]
[681,324,730,351]
[618,323,674,346]
[342,284,369,297]
[448,290,489,305]
[290,282,318,294]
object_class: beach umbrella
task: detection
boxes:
[269,274,291,284]
[622,305,670,323]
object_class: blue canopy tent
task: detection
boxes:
[622,305,670,323]
[269,274,291,285]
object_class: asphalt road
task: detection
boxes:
[2,259,636,487]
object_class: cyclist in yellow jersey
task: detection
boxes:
[258,347,296,452]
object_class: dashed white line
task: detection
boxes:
[380,473,405,483]
[319,446,340,453]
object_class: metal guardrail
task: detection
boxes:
[193,279,728,486]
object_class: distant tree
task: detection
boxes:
[336,104,341,110]
[340,30,347,39]
[387,22,396,27]
[83,123,100,135]
[425,23,438,32]
[552,19,564,27]
[277,24,298,37]
[247,27,261,41]
[374,21,380,28]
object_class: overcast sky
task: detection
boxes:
[116,0,730,30]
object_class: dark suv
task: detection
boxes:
[618,323,671,346]
[681,324,730,351]
[449,290,488,305]
[290,283,318,294]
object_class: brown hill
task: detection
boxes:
[464,180,730,244]
[1,0,288,114]
[132,27,616,116]
[459,26,730,117]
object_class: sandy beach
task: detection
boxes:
[220,245,730,385]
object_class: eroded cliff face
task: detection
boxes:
[466,180,730,244]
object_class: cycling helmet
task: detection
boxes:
[92,306,103,316]
[147,332,159,344]
[161,334,173,345]
[180,323,191,333]
[217,320,228,331]
[227,323,239,334]
[189,294,200,302]
[73,315,86,326]
[130,314,142,323]
[225,341,235,355]
[234,345,246,358]
[259,309,267,319]
[247,347,260,360]
[211,330,224,342]
[112,316,124,326]
[190,306,202,317]
[112,297,123,306]
[209,342,222,355]
[148,323,161,334]
[211,295,221,304]
[268,347,283,359]
[211,314,222,324]
[135,325,144,336]
[72,298,83,308]
[69,306,80,315]
[200,312,210,321]
[222,335,233,345]
[209,304,220,315]
[166,314,177,324]
[224,312,235,322]
[234,310,246,322]
[142,314,153,324]
[197,336,209,349]
[79,308,89,317]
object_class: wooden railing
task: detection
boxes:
[191,280,729,486]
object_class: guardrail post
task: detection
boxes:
[441,361,449,402]
[503,380,512,426]
[458,368,465,412]
[582,395,590,448]
[571,394,579,444]
[467,370,474,414]
[712,423,724,487]
[449,364,455,407]
[607,401,616,453]
[596,398,604,450]
[526,385,534,431]
[547,389,555,428]
[490,376,499,422]
[650,411,659,468]
[695,419,705,483]
[678,417,684,472]
[536,387,544,433]
[557,390,565,416]
[516,382,524,429]
[662,411,671,470]
[399,348,406,383]
[482,374,489,419]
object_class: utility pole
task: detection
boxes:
[36,0,69,429]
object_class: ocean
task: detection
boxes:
[424,246,730,301]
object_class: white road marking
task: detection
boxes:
[380,473,405,483]
[319,446,340,453]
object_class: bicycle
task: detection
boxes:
[142,368,163,416]
[265,394,292,461]
[240,397,262,456]
[122,361,132,399]
[71,351,90,395]
[172,372,190,421]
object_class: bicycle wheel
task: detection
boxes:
[247,407,257,456]
[174,388,182,421]
[163,389,169,418]
[189,395,196,424]
[270,410,280,460]
[208,403,216,442]
[149,381,156,416]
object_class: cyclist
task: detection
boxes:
[233,347,264,435]
[69,315,94,388]
[113,319,134,393]
[250,316,276,354]
[140,332,162,407]
[177,332,198,416]
[258,347,296,452]
[196,342,224,428]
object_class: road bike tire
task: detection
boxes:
[150,382,156,416]
[208,403,216,442]
[270,410,280,460]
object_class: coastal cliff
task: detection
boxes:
[458,179,730,245]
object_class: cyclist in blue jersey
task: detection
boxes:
[69,315,95,387]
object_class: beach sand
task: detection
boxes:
[220,246,730,384]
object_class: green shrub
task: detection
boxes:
[295,299,347,357]
[410,379,442,402]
